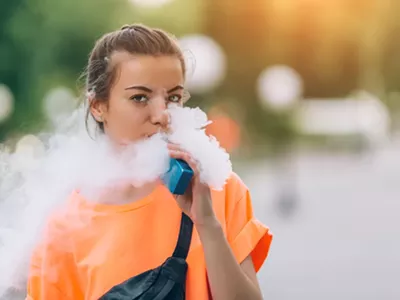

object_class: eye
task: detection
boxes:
[168,94,182,103]
[130,94,149,103]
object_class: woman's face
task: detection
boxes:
[91,53,185,144]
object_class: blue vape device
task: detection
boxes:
[162,158,194,195]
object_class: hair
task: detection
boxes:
[83,24,186,133]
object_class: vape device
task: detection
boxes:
[162,158,194,195]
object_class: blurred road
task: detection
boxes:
[238,141,400,300]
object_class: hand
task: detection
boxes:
[167,143,217,226]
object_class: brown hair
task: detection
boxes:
[83,24,186,133]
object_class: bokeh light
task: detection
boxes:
[257,65,303,111]
[0,84,14,123]
[128,0,174,8]
[355,91,391,142]
[295,91,390,144]
[12,135,45,172]
[179,35,226,94]
[1,1,400,298]
[43,87,77,124]
[206,108,241,153]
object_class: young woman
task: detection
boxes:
[26,24,272,300]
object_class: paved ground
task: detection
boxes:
[238,142,400,300]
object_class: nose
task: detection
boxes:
[149,96,169,128]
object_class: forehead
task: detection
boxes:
[112,53,184,89]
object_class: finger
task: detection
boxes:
[167,145,196,166]
[169,149,191,163]
[185,156,200,178]
[167,143,183,151]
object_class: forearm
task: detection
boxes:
[196,218,262,300]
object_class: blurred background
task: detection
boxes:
[1,0,400,299]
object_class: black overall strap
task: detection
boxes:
[172,213,193,259]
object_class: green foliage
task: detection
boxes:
[0,0,128,139]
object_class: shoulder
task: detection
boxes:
[212,172,249,206]
[38,191,85,245]
[224,172,249,200]
[29,192,79,268]
[211,172,250,224]
[218,173,272,272]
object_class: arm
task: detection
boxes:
[168,145,271,300]
[197,219,263,300]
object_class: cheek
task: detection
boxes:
[115,104,141,122]
[107,102,147,137]
[107,99,133,122]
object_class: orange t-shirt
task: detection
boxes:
[26,172,272,300]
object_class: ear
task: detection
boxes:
[90,99,107,122]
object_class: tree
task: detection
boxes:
[0,0,128,141]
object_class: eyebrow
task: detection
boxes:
[124,85,184,93]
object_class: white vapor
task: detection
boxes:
[0,104,232,298]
